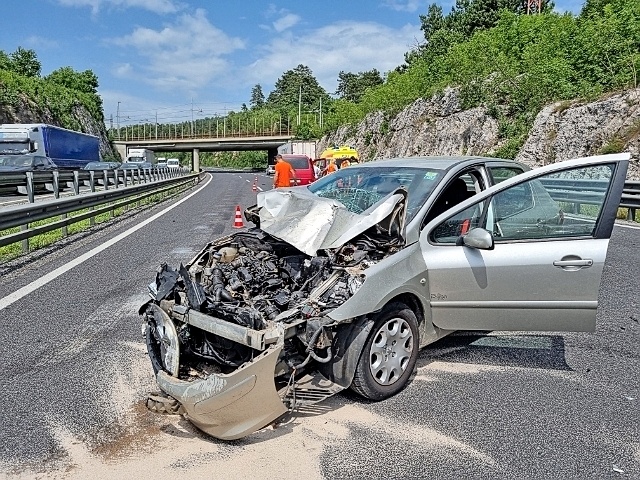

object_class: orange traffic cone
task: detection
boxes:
[252,180,257,192]
[233,205,244,228]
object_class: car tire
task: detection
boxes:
[350,302,419,401]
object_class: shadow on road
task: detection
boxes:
[416,332,572,371]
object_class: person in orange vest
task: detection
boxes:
[273,154,298,188]
[322,158,337,176]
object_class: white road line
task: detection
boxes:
[0,174,213,312]
[616,222,640,230]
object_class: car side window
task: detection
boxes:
[491,164,614,241]
[489,166,524,184]
[431,200,488,244]
[431,163,614,244]
[422,172,479,228]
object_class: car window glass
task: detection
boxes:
[489,166,524,184]
[287,157,310,169]
[309,166,441,218]
[422,172,477,227]
[431,199,489,244]
[491,164,614,241]
[430,163,615,244]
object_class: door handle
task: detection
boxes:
[553,259,593,268]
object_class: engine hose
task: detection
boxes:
[309,348,332,363]
[304,325,333,363]
[291,353,313,370]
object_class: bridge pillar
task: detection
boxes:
[114,144,127,162]
[267,147,278,162]
[193,148,200,172]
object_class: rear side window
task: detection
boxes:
[489,167,524,184]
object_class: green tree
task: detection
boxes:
[250,84,265,109]
[8,47,41,77]
[266,64,330,111]
[45,67,99,95]
[406,0,550,66]
[0,50,10,71]
[336,69,384,103]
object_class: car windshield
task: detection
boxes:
[0,155,35,167]
[308,166,443,219]
[0,140,30,154]
[84,162,105,169]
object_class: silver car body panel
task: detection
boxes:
[420,152,630,332]
[156,340,288,440]
[324,241,451,348]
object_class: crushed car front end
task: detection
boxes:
[141,187,408,439]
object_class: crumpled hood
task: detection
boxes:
[255,187,406,256]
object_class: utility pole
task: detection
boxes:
[191,97,194,137]
[155,111,158,139]
[116,101,121,140]
[298,85,302,126]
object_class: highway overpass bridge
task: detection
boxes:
[112,134,295,171]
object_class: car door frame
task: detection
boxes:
[419,153,630,332]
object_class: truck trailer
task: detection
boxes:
[126,148,156,164]
[0,123,100,169]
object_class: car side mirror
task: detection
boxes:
[457,227,494,250]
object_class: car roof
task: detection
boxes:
[355,155,522,171]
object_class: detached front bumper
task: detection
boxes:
[143,303,290,440]
[156,342,288,440]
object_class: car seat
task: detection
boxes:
[425,178,471,224]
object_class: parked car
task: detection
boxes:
[141,153,629,441]
[0,154,57,172]
[282,154,315,185]
[266,164,276,175]
[120,161,153,170]
[83,161,121,171]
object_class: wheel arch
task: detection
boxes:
[319,294,423,389]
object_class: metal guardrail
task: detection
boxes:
[620,180,640,220]
[0,166,189,201]
[0,169,203,251]
[540,178,640,221]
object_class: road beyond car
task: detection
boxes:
[141,153,629,440]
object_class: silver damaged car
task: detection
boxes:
[141,153,629,440]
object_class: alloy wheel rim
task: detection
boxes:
[369,317,413,386]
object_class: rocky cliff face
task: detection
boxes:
[0,94,118,161]
[318,87,640,179]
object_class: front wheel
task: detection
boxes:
[350,302,419,400]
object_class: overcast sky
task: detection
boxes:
[2,0,585,126]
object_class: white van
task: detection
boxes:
[167,158,180,170]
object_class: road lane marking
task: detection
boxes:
[0,174,213,312]
[615,222,640,230]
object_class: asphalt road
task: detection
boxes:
[0,172,638,479]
